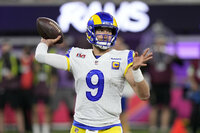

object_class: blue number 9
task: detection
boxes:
[86,69,104,101]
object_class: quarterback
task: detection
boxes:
[35,12,152,133]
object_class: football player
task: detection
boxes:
[35,12,152,133]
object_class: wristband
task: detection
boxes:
[132,68,144,82]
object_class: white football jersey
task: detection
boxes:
[66,47,134,128]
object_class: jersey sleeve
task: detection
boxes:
[35,42,69,71]
[64,47,81,72]
[65,47,75,72]
[65,48,72,71]
[123,50,135,76]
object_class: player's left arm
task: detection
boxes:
[125,48,153,101]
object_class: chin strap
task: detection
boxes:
[94,36,116,50]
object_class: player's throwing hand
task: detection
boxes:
[41,35,61,47]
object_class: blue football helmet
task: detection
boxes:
[86,12,119,50]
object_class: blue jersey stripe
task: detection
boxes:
[127,50,134,65]
[65,48,72,58]
[73,120,122,130]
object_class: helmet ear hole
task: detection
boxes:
[112,29,116,36]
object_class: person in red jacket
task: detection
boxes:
[19,46,34,132]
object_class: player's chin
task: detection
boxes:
[94,44,109,51]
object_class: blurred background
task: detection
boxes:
[0,0,200,133]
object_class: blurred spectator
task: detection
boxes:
[170,58,190,119]
[187,59,200,133]
[139,20,177,133]
[0,41,25,133]
[138,20,176,53]
[113,36,133,133]
[19,46,34,132]
[50,38,75,127]
[32,51,57,133]
[148,35,174,133]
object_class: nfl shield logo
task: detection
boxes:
[75,128,79,133]
[95,60,98,65]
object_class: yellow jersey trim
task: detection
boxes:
[123,52,135,76]
[124,62,133,77]
[66,56,70,71]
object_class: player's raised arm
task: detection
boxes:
[125,48,153,100]
[35,36,69,71]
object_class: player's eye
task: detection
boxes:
[106,29,112,34]
[99,29,104,32]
